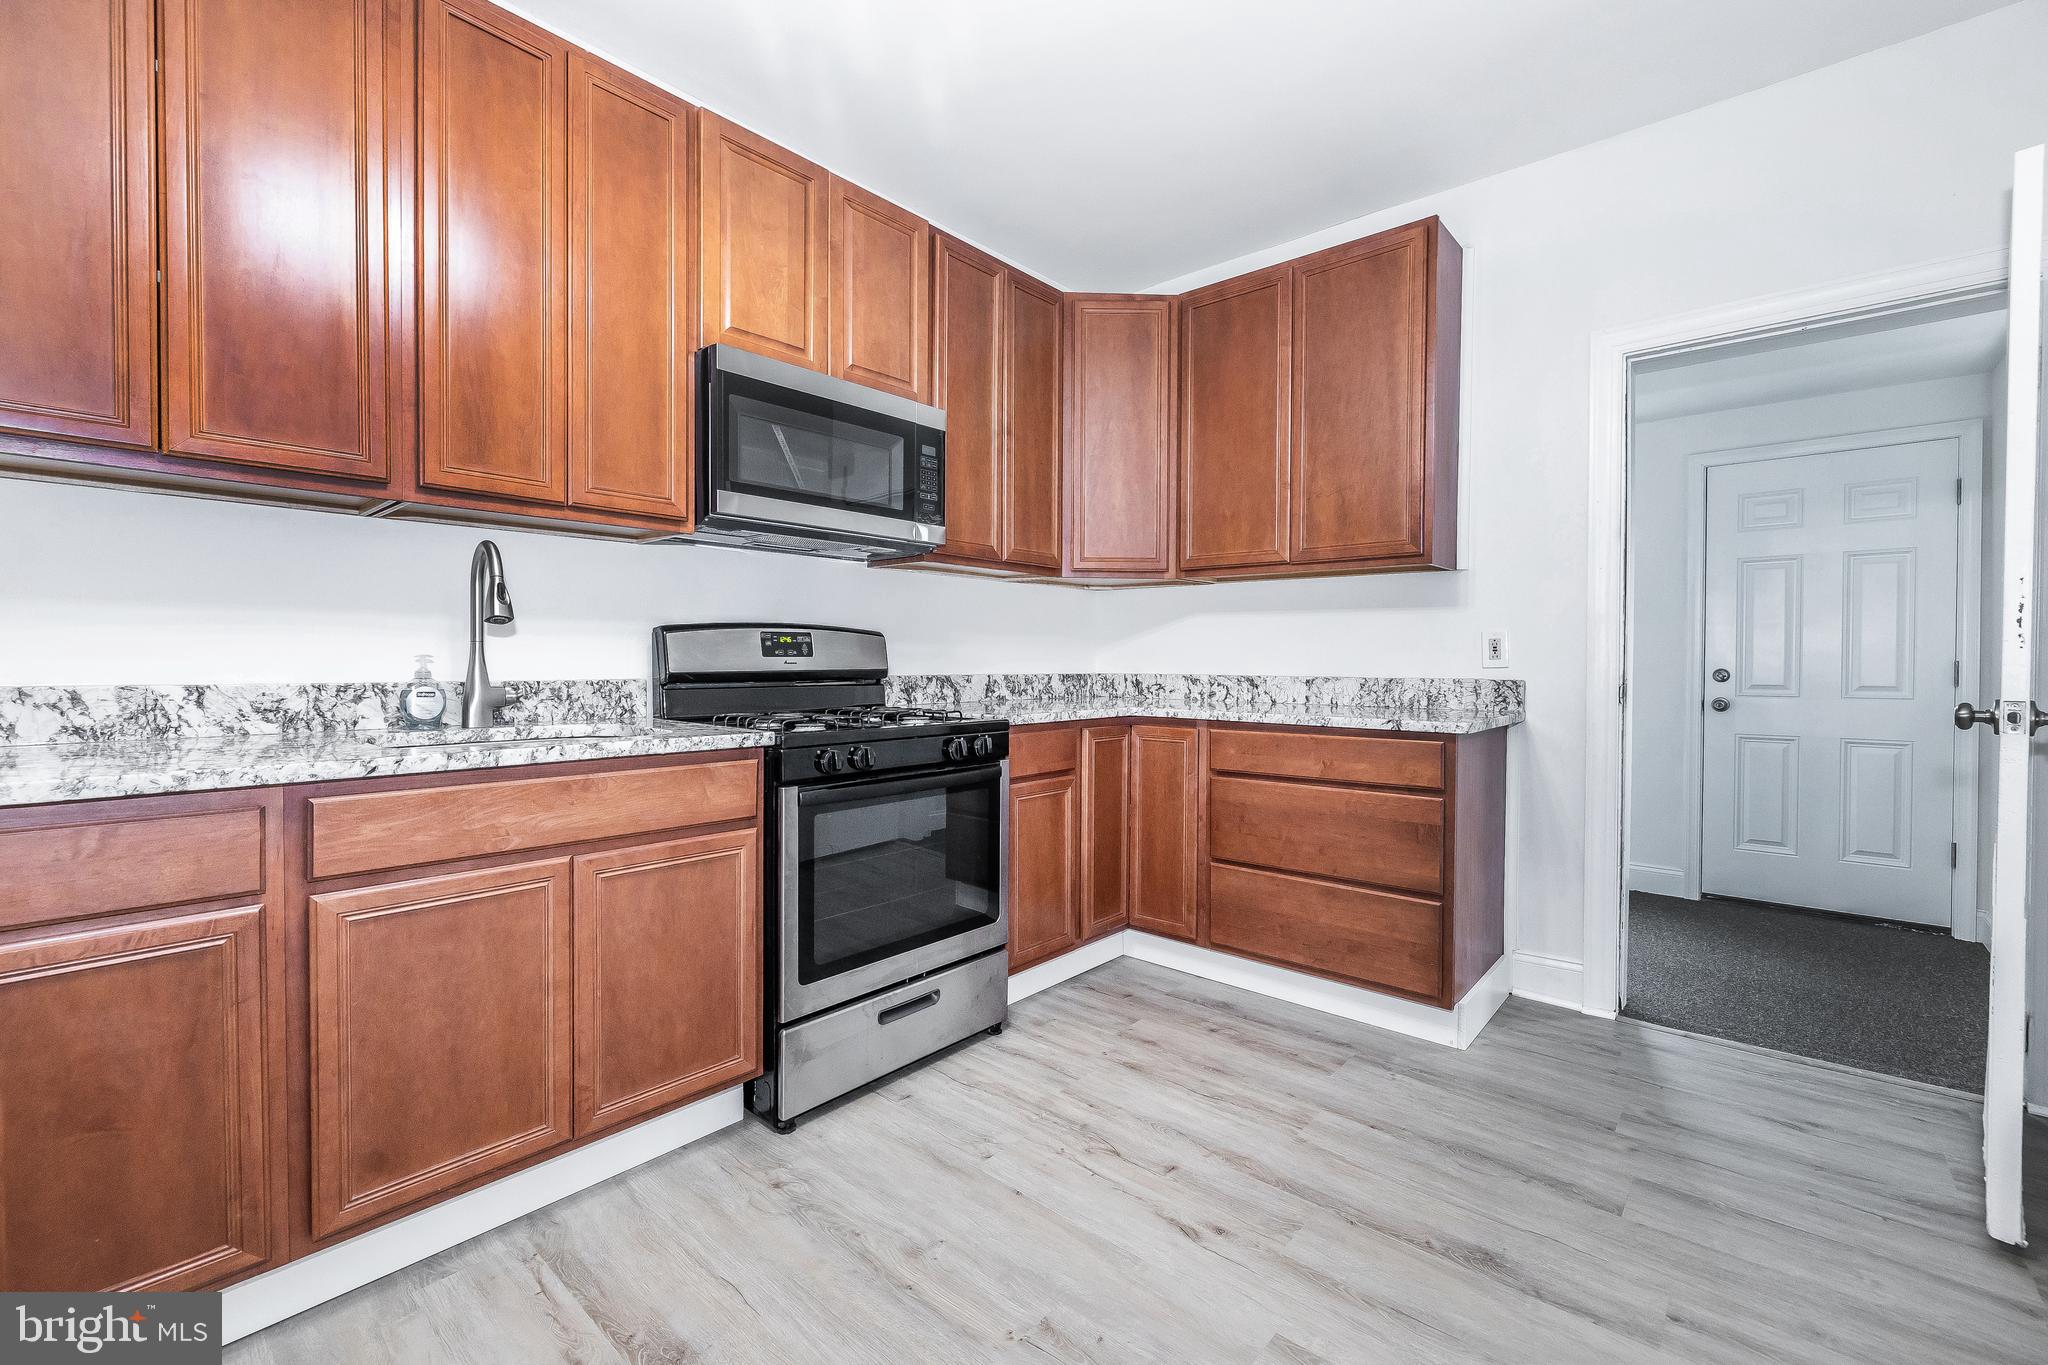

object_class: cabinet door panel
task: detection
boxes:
[0,906,271,1291]
[0,0,155,446]
[160,0,392,481]
[1008,773,1079,971]
[1004,273,1064,569]
[1128,724,1199,940]
[418,0,568,502]
[830,177,929,401]
[1064,296,1176,576]
[309,859,573,1237]
[1291,225,1430,562]
[699,112,827,370]
[931,235,1004,563]
[1181,268,1290,569]
[567,52,692,522]
[1079,724,1129,939]
[573,830,761,1135]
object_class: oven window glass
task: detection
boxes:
[796,771,1000,983]
[730,394,908,513]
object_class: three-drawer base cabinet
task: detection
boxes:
[1005,720,1506,1010]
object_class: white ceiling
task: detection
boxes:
[516,0,2013,290]
[1632,297,2009,423]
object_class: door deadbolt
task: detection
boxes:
[1710,698,1730,712]
[1712,668,1731,683]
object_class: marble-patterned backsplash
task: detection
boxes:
[885,673,1524,718]
[0,679,646,748]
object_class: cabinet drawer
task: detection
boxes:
[308,756,759,879]
[1008,724,1080,778]
[1208,775,1442,894]
[0,801,267,932]
[1207,863,1443,1000]
[1207,727,1443,791]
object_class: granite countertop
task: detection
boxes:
[0,719,770,808]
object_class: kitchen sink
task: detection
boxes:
[372,722,635,749]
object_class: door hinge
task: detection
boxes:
[1956,477,1964,506]
[1951,841,1959,869]
[1617,679,1628,707]
[1955,659,1962,688]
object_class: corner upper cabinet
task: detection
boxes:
[417,0,570,503]
[566,52,694,523]
[157,0,396,484]
[1003,272,1064,570]
[0,0,156,448]
[1289,217,1462,569]
[829,176,929,401]
[1064,295,1177,578]
[699,112,829,371]
[1180,266,1290,570]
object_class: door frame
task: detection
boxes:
[1665,422,1986,937]
[1583,246,2010,1016]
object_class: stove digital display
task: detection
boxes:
[760,631,814,658]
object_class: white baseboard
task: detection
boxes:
[1510,949,1594,1014]
[1122,932,1494,1048]
[1008,931,1126,1004]
[222,1087,743,1345]
[1454,956,1513,1047]
[1626,862,1688,897]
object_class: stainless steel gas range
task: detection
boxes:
[652,623,1010,1131]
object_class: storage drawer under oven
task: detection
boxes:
[767,949,1007,1122]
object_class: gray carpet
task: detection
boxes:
[1623,892,1990,1091]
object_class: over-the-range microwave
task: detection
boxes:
[693,344,946,560]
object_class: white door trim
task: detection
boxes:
[1669,422,1985,937]
[1583,247,2009,1016]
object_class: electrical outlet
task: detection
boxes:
[1481,631,1509,668]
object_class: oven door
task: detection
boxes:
[778,761,1007,1023]
[703,345,945,551]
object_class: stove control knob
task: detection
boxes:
[971,734,995,759]
[814,748,843,774]
[942,736,970,762]
[847,745,875,771]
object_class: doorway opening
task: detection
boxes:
[1619,292,2010,1090]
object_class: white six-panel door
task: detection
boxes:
[1700,438,1962,924]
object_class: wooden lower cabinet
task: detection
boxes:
[0,904,276,1291]
[309,858,575,1238]
[572,829,761,1135]
[1127,724,1201,940]
[1078,724,1130,939]
[1007,771,1081,971]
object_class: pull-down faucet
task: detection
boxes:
[463,540,515,727]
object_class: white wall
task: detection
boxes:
[1624,374,1999,899]
[1,3,2044,1021]
[0,479,1103,685]
[1123,0,2048,1005]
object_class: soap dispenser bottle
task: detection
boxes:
[398,654,450,729]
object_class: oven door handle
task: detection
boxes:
[794,762,1003,808]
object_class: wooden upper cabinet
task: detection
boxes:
[931,235,1005,563]
[1064,295,1177,577]
[0,0,156,447]
[1128,724,1200,941]
[572,829,761,1136]
[829,176,929,401]
[566,52,693,523]
[0,905,273,1291]
[1290,218,1462,568]
[418,0,569,504]
[158,0,394,483]
[309,857,574,1238]
[1003,272,1064,570]
[1180,266,1291,570]
[699,112,828,370]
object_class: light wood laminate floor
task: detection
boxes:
[229,959,2048,1364]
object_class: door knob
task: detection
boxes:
[1711,668,1731,683]
[1710,698,1730,712]
[1955,702,1998,731]
[2035,704,2048,736]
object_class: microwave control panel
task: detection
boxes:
[914,441,943,525]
